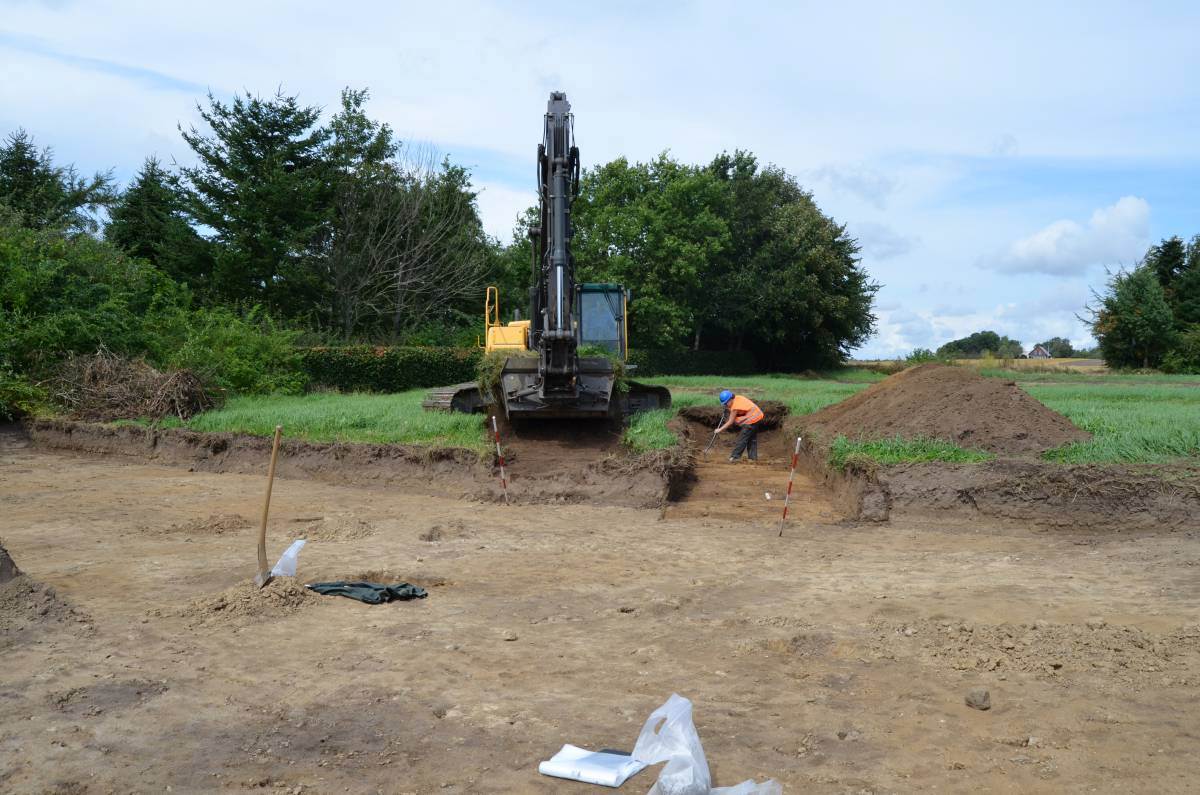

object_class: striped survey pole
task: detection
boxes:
[778,436,802,537]
[491,415,510,504]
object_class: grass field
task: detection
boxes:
[154,366,1200,467]
[172,390,489,453]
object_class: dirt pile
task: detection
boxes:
[1,544,91,643]
[872,618,1200,685]
[802,364,1090,456]
[177,577,317,626]
[291,515,376,541]
[680,399,789,430]
[163,513,251,535]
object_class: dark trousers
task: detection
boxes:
[730,423,759,460]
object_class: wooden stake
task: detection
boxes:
[491,415,510,505]
[254,425,283,588]
[778,436,802,537]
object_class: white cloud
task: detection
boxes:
[474,182,534,241]
[984,196,1150,276]
[807,164,896,209]
[855,221,918,260]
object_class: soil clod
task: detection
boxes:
[966,688,992,710]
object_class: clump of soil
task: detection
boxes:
[177,577,317,626]
[292,516,376,541]
[163,513,251,535]
[872,618,1200,684]
[803,364,1090,456]
[679,399,789,430]
[420,520,473,542]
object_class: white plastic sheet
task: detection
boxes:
[270,539,306,578]
[538,744,647,787]
[631,694,781,795]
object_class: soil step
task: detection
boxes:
[666,455,838,523]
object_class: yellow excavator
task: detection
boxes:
[422,92,670,419]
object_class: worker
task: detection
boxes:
[715,389,764,462]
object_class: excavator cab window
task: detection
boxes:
[576,283,626,358]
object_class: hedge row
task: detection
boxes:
[300,346,759,393]
[300,346,482,392]
[627,348,757,377]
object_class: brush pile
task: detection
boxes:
[53,348,216,422]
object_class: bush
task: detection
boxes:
[904,348,941,364]
[160,306,306,395]
[627,349,756,377]
[301,346,482,392]
[0,362,46,420]
[1161,326,1200,374]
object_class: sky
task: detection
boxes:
[2,0,1198,358]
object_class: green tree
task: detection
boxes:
[1087,265,1175,368]
[1037,336,1075,358]
[572,154,729,349]
[179,90,332,315]
[1170,234,1200,327]
[0,129,114,233]
[105,157,213,290]
[937,330,1023,358]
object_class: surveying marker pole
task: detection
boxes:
[491,415,510,505]
[778,436,802,537]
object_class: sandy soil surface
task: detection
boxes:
[2,425,1199,794]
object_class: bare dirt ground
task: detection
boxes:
[3,425,1200,794]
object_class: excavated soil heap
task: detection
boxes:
[176,576,318,627]
[1,542,92,643]
[803,364,1090,456]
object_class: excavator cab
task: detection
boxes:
[576,283,627,357]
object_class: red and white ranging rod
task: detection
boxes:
[778,436,802,537]
[491,415,510,505]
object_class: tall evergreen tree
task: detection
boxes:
[1088,265,1175,368]
[0,129,113,233]
[106,157,212,290]
[179,91,332,315]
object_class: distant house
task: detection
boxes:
[1028,344,1052,359]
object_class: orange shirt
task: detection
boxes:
[728,395,764,425]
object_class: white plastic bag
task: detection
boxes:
[632,694,781,795]
[270,539,306,578]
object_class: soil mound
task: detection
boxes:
[679,399,788,430]
[291,515,376,541]
[178,576,317,626]
[164,513,251,535]
[1,544,92,644]
[802,364,1089,456]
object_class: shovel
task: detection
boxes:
[702,408,728,458]
[254,425,284,589]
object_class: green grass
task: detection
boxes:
[828,435,993,469]
[623,408,677,453]
[179,390,489,453]
[1028,383,1200,464]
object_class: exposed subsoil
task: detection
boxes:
[25,417,686,509]
[803,364,1090,456]
[3,425,1199,793]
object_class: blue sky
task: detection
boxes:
[2,0,1197,357]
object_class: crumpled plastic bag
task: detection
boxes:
[632,694,781,795]
[270,539,306,578]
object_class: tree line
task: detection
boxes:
[1085,235,1200,371]
[2,84,881,411]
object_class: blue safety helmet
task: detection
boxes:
[718,390,733,404]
